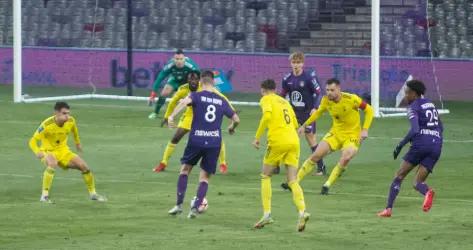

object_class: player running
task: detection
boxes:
[297,78,374,195]
[166,70,240,218]
[378,80,443,217]
[148,49,199,119]
[253,79,310,232]
[153,71,232,174]
[29,102,106,203]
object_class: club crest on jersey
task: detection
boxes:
[299,81,305,87]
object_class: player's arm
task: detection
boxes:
[393,109,420,159]
[164,87,188,119]
[29,125,45,159]
[185,57,200,71]
[253,98,271,149]
[358,97,374,140]
[280,78,289,97]
[222,97,240,134]
[168,95,193,128]
[70,118,82,152]
[311,70,323,111]
[151,61,173,92]
[301,97,327,131]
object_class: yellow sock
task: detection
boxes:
[161,142,176,164]
[324,164,345,187]
[261,174,272,214]
[82,170,96,195]
[219,141,226,165]
[42,167,55,196]
[288,180,306,214]
[297,159,316,182]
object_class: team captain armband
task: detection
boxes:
[359,101,367,110]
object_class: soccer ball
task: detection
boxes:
[190,196,208,213]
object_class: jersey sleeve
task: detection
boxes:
[280,77,289,96]
[222,98,235,118]
[152,60,173,91]
[164,85,189,118]
[310,70,322,95]
[29,123,45,154]
[304,96,327,125]
[352,94,374,129]
[399,107,420,147]
[255,97,272,139]
[70,117,81,145]
[185,57,199,70]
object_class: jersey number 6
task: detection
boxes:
[283,109,291,124]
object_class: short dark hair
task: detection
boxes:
[54,102,70,111]
[261,79,276,90]
[201,70,214,79]
[326,78,340,85]
[187,70,200,79]
[406,79,426,96]
[175,49,184,55]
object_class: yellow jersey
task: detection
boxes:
[255,93,299,145]
[164,83,235,119]
[304,92,373,134]
[29,116,80,154]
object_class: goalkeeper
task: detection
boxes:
[148,49,199,119]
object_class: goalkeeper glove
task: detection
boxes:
[148,91,157,106]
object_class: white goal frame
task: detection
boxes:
[12,0,449,116]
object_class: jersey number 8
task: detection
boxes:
[205,104,216,122]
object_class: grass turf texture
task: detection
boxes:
[1,85,472,249]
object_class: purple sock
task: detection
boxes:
[193,181,208,209]
[176,174,188,206]
[415,182,429,196]
[386,177,403,209]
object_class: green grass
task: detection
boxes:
[1,85,472,250]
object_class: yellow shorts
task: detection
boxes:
[41,148,77,169]
[177,112,193,130]
[263,143,300,167]
[322,132,360,151]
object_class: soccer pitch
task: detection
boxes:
[1,85,472,250]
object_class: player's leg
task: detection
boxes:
[321,145,358,194]
[149,81,176,119]
[154,128,189,173]
[218,140,228,174]
[414,148,440,212]
[297,140,332,183]
[67,155,106,202]
[188,147,219,218]
[40,153,59,202]
[254,164,275,228]
[170,145,200,215]
[378,160,416,217]
[285,144,310,232]
[305,123,326,176]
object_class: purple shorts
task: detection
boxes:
[296,111,316,134]
[181,144,220,174]
[403,144,442,173]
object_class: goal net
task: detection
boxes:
[7,0,464,117]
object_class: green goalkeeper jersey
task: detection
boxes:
[152,57,199,91]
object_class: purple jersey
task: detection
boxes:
[406,98,443,147]
[188,91,235,148]
[281,70,322,113]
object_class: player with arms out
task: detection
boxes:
[148,49,199,119]
[29,102,106,203]
[378,80,442,217]
[153,71,232,174]
[166,70,240,218]
[253,79,310,232]
[297,78,374,195]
